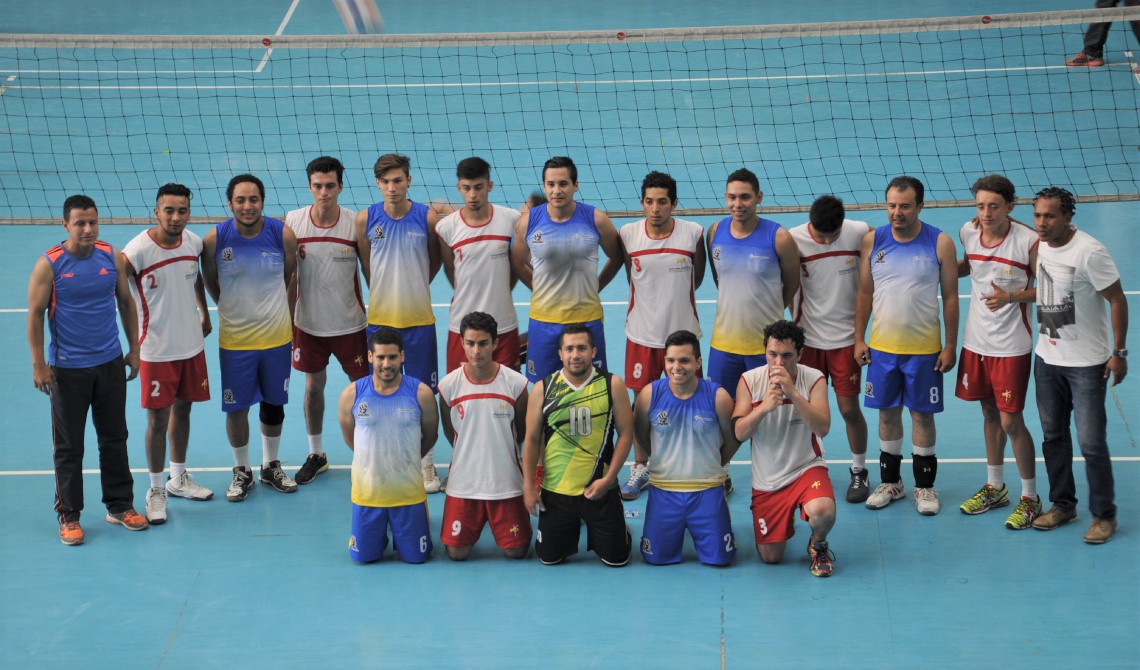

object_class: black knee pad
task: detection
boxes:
[259,402,285,426]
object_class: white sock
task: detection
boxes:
[421,449,434,468]
[880,439,903,456]
[263,434,281,466]
[169,461,186,479]
[912,445,936,457]
[1021,478,1037,499]
[987,465,1004,489]
[149,472,164,489]
[851,452,866,472]
[233,445,250,469]
[308,434,324,456]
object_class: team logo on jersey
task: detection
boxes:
[655,410,670,426]
[509,524,520,537]
[1001,389,1012,402]
[640,537,653,555]
[527,359,535,375]
[711,246,722,261]
[864,382,874,398]
[357,401,370,417]
[531,231,544,244]
[221,247,234,262]
[348,535,358,552]
[223,389,234,404]
[372,225,386,241]
[811,479,822,489]
[201,379,209,390]
[874,250,886,264]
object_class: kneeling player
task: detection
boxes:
[733,321,837,577]
[438,312,532,560]
[338,328,438,564]
[633,331,738,566]
[522,324,634,566]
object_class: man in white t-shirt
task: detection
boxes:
[286,156,370,486]
[437,311,531,560]
[1030,187,1129,544]
[789,195,870,504]
[121,184,214,524]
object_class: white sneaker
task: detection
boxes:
[865,482,905,510]
[166,471,214,501]
[914,487,941,516]
[145,487,167,525]
[422,464,442,494]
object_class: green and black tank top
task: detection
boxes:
[541,369,615,496]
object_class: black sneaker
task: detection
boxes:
[294,453,329,485]
[259,460,298,493]
[846,468,869,503]
[226,466,254,502]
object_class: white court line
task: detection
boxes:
[253,0,302,73]
[2,291,1140,314]
[2,456,1138,476]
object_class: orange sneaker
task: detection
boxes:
[59,521,85,546]
[106,508,149,531]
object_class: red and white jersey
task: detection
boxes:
[285,206,366,337]
[122,229,206,363]
[960,218,1038,356]
[436,205,520,334]
[790,219,869,350]
[740,364,827,492]
[438,363,529,500]
[620,217,703,347]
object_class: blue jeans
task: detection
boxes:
[1034,356,1116,519]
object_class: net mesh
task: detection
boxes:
[1,7,1138,222]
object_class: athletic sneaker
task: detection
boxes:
[959,483,1010,515]
[59,521,84,546]
[294,453,329,485]
[807,540,835,578]
[1004,495,1043,530]
[845,468,869,504]
[105,509,149,531]
[423,463,442,494]
[1065,51,1104,67]
[226,466,255,502]
[619,462,649,500]
[259,461,298,493]
[1032,504,1078,531]
[865,481,905,510]
[914,487,941,516]
[166,471,214,501]
[145,486,168,525]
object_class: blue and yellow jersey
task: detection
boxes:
[527,202,603,324]
[868,223,943,355]
[351,375,428,507]
[214,218,292,350]
[708,217,785,355]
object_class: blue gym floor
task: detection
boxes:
[1,2,1137,668]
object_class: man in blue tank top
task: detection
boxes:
[28,194,148,545]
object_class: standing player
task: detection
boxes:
[437,157,522,372]
[438,312,531,560]
[618,171,707,500]
[706,168,801,491]
[286,156,369,486]
[337,328,439,563]
[510,156,623,382]
[1032,187,1129,544]
[122,184,214,524]
[789,195,871,503]
[955,175,1042,529]
[202,174,300,502]
[356,153,444,492]
[522,324,634,566]
[28,195,147,544]
[732,321,836,577]
[633,330,738,566]
[854,176,959,515]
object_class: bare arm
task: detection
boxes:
[282,226,299,322]
[595,210,624,291]
[775,227,801,311]
[705,221,720,287]
[522,380,546,513]
[417,383,439,458]
[631,385,653,459]
[692,232,708,290]
[1101,279,1129,385]
[439,392,456,447]
[935,232,959,373]
[509,210,533,290]
[426,208,442,281]
[715,386,742,466]
[787,372,831,438]
[355,210,372,286]
[438,234,457,288]
[194,273,212,338]
[513,386,529,448]
[27,257,55,394]
[201,228,220,303]
[337,382,356,450]
[113,248,140,381]
[853,230,875,366]
[583,375,634,500]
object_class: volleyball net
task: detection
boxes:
[1,7,1138,223]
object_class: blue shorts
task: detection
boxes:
[640,486,736,566]
[349,502,433,564]
[366,323,438,393]
[707,348,766,401]
[525,317,607,383]
[863,350,944,413]
[218,344,291,412]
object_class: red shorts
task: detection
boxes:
[292,327,369,379]
[440,495,533,549]
[625,340,703,393]
[954,350,1031,413]
[799,345,861,397]
[139,351,210,410]
[445,329,521,374]
[750,466,834,545]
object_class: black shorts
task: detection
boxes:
[536,487,631,566]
